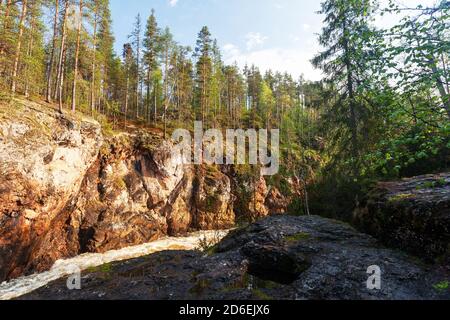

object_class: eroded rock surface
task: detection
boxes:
[21,216,449,300]
[354,173,450,263]
[0,100,103,281]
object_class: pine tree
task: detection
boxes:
[194,26,213,126]
[0,0,15,78]
[71,0,84,112]
[55,0,69,112]
[89,0,99,114]
[46,0,59,102]
[11,0,28,94]
[211,39,224,126]
[24,0,45,97]
[96,0,115,113]
[175,45,193,123]
[143,9,160,123]
[129,13,142,119]
[159,27,174,138]
[122,43,133,125]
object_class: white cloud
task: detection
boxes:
[289,34,301,43]
[223,44,240,57]
[245,32,268,51]
[222,44,323,81]
[168,0,178,7]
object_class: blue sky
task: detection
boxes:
[110,0,436,81]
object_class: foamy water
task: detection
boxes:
[0,230,229,300]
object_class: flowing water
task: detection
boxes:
[0,230,229,300]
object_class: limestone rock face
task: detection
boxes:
[354,173,450,262]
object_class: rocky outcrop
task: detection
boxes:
[228,168,288,222]
[0,99,284,282]
[354,173,450,263]
[192,166,235,230]
[265,187,289,215]
[0,100,103,281]
[20,215,450,300]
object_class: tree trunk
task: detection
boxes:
[124,67,129,127]
[46,0,59,102]
[429,58,450,119]
[136,30,140,119]
[24,4,36,98]
[60,45,68,107]
[71,0,83,113]
[90,2,98,115]
[0,0,12,58]
[163,44,169,138]
[55,0,69,109]
[342,24,358,159]
[146,69,151,122]
[154,79,157,123]
[11,0,28,94]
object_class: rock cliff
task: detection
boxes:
[0,99,287,282]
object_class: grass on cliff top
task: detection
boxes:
[0,95,95,129]
[0,95,188,151]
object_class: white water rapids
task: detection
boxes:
[0,230,229,300]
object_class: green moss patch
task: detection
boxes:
[433,281,449,292]
[189,278,211,296]
[416,179,448,190]
[388,193,415,203]
[284,232,311,243]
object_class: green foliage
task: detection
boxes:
[362,123,449,178]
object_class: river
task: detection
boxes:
[0,230,229,300]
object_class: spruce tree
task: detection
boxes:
[312,0,376,159]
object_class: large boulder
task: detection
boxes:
[354,173,450,263]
